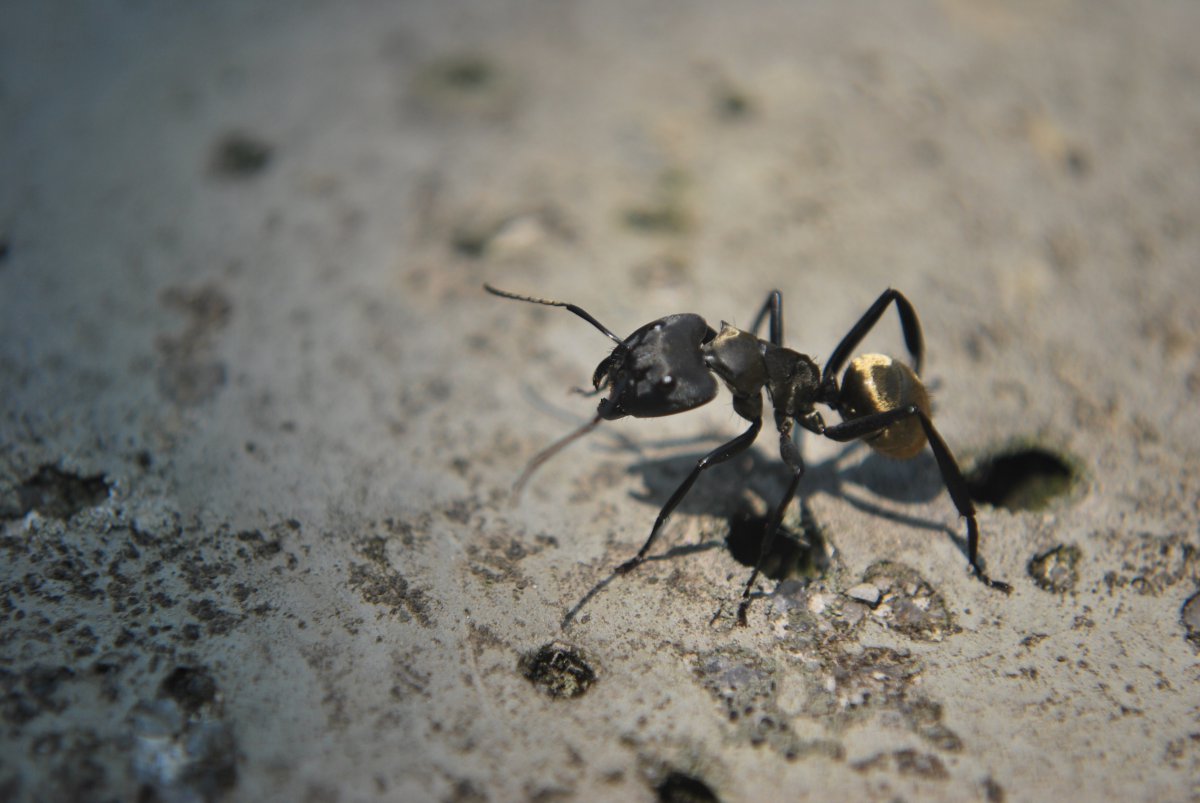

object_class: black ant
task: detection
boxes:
[484,283,1012,625]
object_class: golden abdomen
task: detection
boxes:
[839,354,931,460]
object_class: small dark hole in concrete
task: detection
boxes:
[440,57,493,90]
[451,225,490,258]
[1028,544,1081,593]
[210,132,273,178]
[1064,147,1091,177]
[1182,591,1200,649]
[983,775,1007,803]
[520,642,595,699]
[0,236,10,263]
[714,87,752,120]
[160,666,217,713]
[656,771,721,803]
[863,561,957,640]
[966,447,1075,511]
[13,465,110,520]
[726,501,827,580]
[622,205,690,234]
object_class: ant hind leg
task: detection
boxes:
[822,406,1011,593]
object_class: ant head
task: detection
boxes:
[593,314,719,421]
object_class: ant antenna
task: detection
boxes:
[484,284,624,346]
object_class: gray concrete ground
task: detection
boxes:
[2,1,1199,800]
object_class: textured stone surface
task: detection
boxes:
[3,2,1199,800]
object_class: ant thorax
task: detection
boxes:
[701,323,766,396]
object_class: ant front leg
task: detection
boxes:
[618,398,763,574]
[736,415,805,626]
[822,406,1012,593]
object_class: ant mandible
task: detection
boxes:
[484,283,1012,625]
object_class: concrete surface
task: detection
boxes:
[2,1,1199,801]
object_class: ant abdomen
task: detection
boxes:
[839,354,931,459]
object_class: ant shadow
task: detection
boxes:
[623,432,961,542]
[561,430,974,629]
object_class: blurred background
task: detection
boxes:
[2,1,1198,800]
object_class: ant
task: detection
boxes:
[484,283,1012,625]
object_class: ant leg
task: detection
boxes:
[822,289,924,385]
[748,290,784,346]
[822,407,1012,593]
[513,377,631,499]
[737,418,805,625]
[617,416,763,574]
[512,413,603,500]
